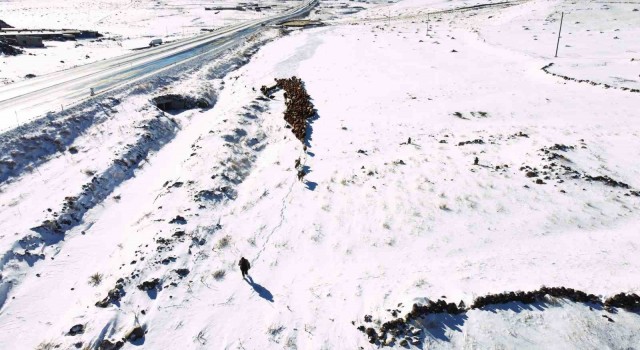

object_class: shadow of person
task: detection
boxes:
[245,276,274,303]
[305,181,317,191]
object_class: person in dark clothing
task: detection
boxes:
[239,257,251,278]
[474,157,479,165]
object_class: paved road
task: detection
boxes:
[0,0,317,132]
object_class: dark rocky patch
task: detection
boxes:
[67,324,84,336]
[548,144,574,152]
[195,187,236,202]
[584,175,630,189]
[152,94,209,112]
[95,279,125,308]
[98,339,124,350]
[0,41,23,56]
[172,231,186,238]
[173,268,190,278]
[452,112,467,119]
[521,142,638,194]
[161,256,177,264]
[125,325,145,342]
[168,215,187,224]
[458,139,484,146]
[137,278,160,291]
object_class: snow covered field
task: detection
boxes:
[1,0,640,349]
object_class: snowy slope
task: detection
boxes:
[1,0,640,349]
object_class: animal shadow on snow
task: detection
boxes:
[482,300,547,313]
[304,110,320,150]
[301,165,317,191]
[223,128,248,143]
[414,313,468,342]
[245,276,274,302]
[482,300,603,313]
[298,105,319,189]
[146,285,162,300]
[130,335,146,346]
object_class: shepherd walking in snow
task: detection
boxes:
[239,257,251,279]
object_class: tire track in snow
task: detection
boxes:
[253,179,296,264]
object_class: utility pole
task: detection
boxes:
[555,12,564,58]
[427,13,430,37]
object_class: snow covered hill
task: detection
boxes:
[1,0,639,349]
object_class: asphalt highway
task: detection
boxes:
[0,0,317,132]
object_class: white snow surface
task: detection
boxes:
[1,0,640,349]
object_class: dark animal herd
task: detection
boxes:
[358,287,640,346]
[261,76,315,143]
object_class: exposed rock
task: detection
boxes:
[584,175,630,189]
[125,325,145,342]
[152,94,208,112]
[458,139,484,146]
[172,231,186,238]
[365,327,377,343]
[137,278,160,291]
[96,279,125,308]
[169,215,187,224]
[548,144,574,152]
[68,324,85,336]
[98,339,124,350]
[173,268,190,278]
[0,41,23,56]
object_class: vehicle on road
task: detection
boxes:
[149,38,163,47]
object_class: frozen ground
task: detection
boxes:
[1,0,640,349]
